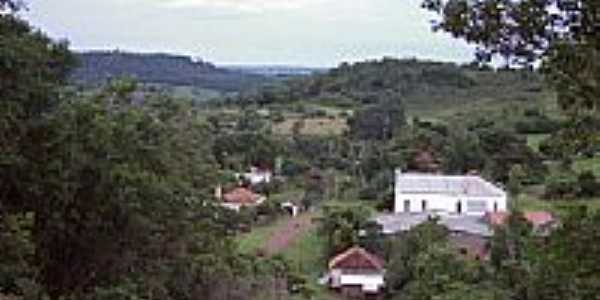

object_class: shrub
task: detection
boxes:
[514,115,561,134]
[544,174,578,199]
[577,171,600,198]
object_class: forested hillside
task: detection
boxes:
[245,58,545,114]
[70,51,270,92]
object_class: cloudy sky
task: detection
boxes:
[23,0,474,67]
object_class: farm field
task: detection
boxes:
[272,117,348,136]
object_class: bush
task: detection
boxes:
[544,174,578,199]
[358,186,378,201]
[577,171,600,198]
[514,115,561,134]
[271,112,285,123]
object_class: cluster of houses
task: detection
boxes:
[216,167,557,299]
[323,169,556,299]
[215,166,272,211]
[216,166,301,216]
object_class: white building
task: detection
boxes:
[326,247,385,297]
[238,166,273,185]
[394,169,507,216]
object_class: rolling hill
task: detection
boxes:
[70,51,271,92]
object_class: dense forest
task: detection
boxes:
[70,51,271,92]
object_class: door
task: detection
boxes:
[404,200,410,212]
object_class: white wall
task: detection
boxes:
[329,269,384,292]
[394,193,507,216]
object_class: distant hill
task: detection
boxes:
[238,58,543,115]
[223,65,328,77]
[70,51,270,92]
[286,58,545,113]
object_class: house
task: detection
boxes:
[485,211,557,235]
[220,187,266,212]
[239,166,273,185]
[394,169,507,216]
[327,246,385,298]
[280,201,300,217]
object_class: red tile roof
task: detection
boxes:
[485,212,510,226]
[328,246,385,271]
[223,187,261,204]
[523,211,554,227]
[485,211,554,227]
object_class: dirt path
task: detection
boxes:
[262,213,316,256]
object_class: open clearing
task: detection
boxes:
[273,117,348,136]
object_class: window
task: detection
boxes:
[467,200,487,213]
[404,200,410,212]
[421,200,428,211]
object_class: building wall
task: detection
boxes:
[329,269,384,293]
[393,192,507,216]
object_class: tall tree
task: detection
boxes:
[421,0,599,154]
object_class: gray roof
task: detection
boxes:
[395,172,505,197]
[375,213,493,237]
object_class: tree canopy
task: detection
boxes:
[422,0,599,154]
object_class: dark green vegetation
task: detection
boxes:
[384,210,600,300]
[422,0,599,156]
[1,0,599,299]
[0,10,302,300]
[71,51,271,93]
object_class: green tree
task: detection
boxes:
[317,204,373,256]
[421,0,600,154]
[385,220,448,296]
[507,164,526,198]
[402,245,500,300]
[348,92,406,140]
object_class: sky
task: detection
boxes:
[22,0,475,67]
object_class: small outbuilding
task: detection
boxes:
[327,246,385,299]
[220,187,266,212]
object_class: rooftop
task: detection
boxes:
[328,246,385,271]
[375,213,494,237]
[395,171,505,197]
[223,187,262,204]
[486,211,555,228]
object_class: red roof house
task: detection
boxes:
[221,187,265,211]
[328,246,385,271]
[523,211,555,227]
[327,247,385,297]
[484,212,510,227]
[484,211,556,235]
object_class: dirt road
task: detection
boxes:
[262,213,316,256]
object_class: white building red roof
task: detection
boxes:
[328,246,385,271]
[223,187,261,205]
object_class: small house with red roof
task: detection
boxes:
[220,187,266,212]
[327,246,385,298]
[485,211,557,235]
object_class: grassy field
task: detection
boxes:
[517,192,600,216]
[272,117,348,136]
[237,216,292,254]
[281,221,344,300]
[526,134,550,152]
[573,156,600,177]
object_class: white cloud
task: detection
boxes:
[164,0,328,12]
